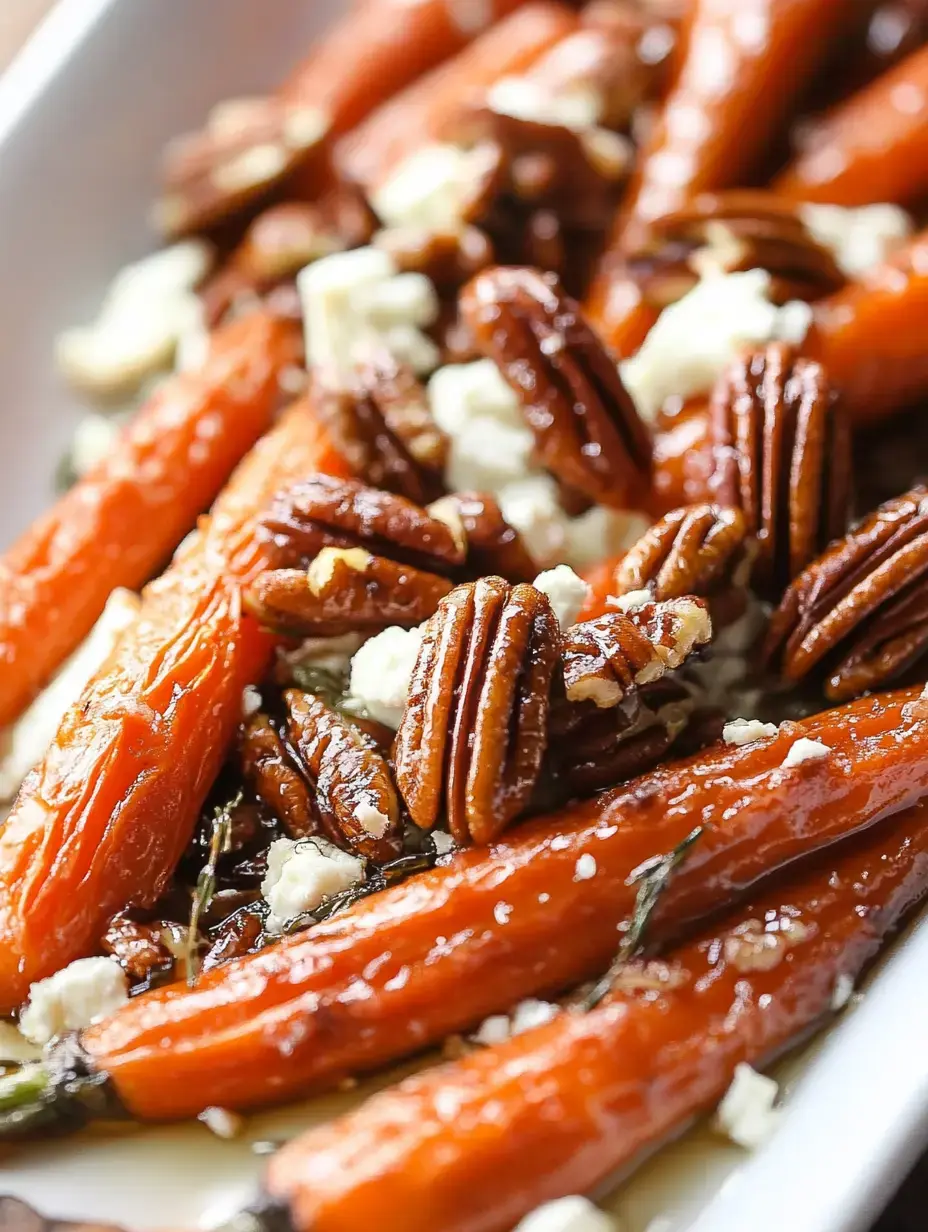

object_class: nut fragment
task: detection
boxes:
[258,473,466,574]
[100,912,174,984]
[429,491,536,582]
[615,504,748,602]
[394,577,560,844]
[710,344,851,601]
[461,266,652,508]
[766,486,928,700]
[285,690,402,862]
[240,712,318,840]
[560,598,711,708]
[246,550,453,637]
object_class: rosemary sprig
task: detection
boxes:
[580,825,704,1011]
[184,790,242,986]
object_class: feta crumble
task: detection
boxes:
[611,588,652,613]
[488,76,603,131]
[473,998,559,1045]
[533,565,591,629]
[355,801,391,839]
[498,474,570,568]
[781,737,832,768]
[241,685,263,717]
[432,830,455,856]
[800,203,912,278]
[261,838,365,934]
[619,270,813,422]
[574,853,597,881]
[19,957,129,1045]
[722,718,778,747]
[831,973,855,1011]
[713,1062,781,1150]
[514,1196,616,1231]
[198,1106,245,1139]
[346,624,424,728]
[371,142,500,233]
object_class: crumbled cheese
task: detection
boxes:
[0,589,140,800]
[355,801,391,839]
[563,507,649,572]
[427,358,523,436]
[474,999,559,1046]
[371,142,499,232]
[713,1062,781,1150]
[19,957,129,1045]
[611,589,652,612]
[533,565,591,629]
[261,837,365,934]
[574,853,597,881]
[498,474,569,568]
[198,1106,245,1139]
[447,418,536,494]
[494,901,513,925]
[0,1021,41,1063]
[297,246,439,379]
[487,76,602,131]
[619,270,813,422]
[800,203,912,278]
[782,737,832,768]
[722,718,778,747]
[346,625,424,728]
[241,685,263,717]
[831,973,855,1010]
[432,830,455,856]
[514,1196,615,1231]
[473,1013,511,1046]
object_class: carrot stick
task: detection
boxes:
[335,2,578,189]
[774,43,928,208]
[0,312,299,730]
[74,685,928,1121]
[266,797,928,1232]
[0,403,350,1012]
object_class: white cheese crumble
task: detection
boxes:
[473,998,559,1045]
[346,624,424,729]
[574,853,597,881]
[297,246,439,380]
[781,737,832,768]
[498,474,570,568]
[533,565,591,629]
[198,1106,245,1139]
[242,685,263,717]
[19,956,129,1045]
[722,718,778,747]
[0,588,141,801]
[355,801,391,839]
[619,270,813,422]
[371,142,499,233]
[428,358,523,436]
[800,203,912,278]
[831,973,855,1011]
[488,76,603,131]
[261,838,365,934]
[514,1196,616,1231]
[563,506,650,572]
[611,588,652,613]
[432,830,455,856]
[713,1062,781,1150]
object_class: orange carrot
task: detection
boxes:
[267,798,928,1232]
[0,312,299,730]
[0,403,350,1011]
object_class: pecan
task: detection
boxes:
[461,266,652,508]
[285,689,402,862]
[393,577,560,844]
[428,491,536,583]
[560,598,711,708]
[374,226,495,290]
[100,912,174,984]
[615,505,749,602]
[314,358,449,505]
[246,548,453,637]
[709,344,852,601]
[155,97,329,238]
[240,712,318,840]
[765,486,928,701]
[201,905,265,973]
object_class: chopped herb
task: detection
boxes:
[289,663,348,707]
[580,825,704,1011]
[184,791,242,986]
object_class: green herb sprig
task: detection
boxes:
[184,790,242,985]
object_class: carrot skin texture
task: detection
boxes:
[84,686,928,1120]
[0,312,299,730]
[267,800,928,1232]
[775,43,928,208]
[0,405,350,1011]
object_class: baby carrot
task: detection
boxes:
[0,311,299,730]
[267,798,928,1232]
[0,403,350,1012]
[74,685,928,1121]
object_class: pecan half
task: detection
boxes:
[428,491,537,583]
[461,266,652,508]
[202,905,265,973]
[285,689,402,862]
[615,504,749,602]
[766,486,928,700]
[709,344,852,601]
[100,912,175,984]
[393,577,560,845]
[155,97,329,238]
[560,597,711,708]
[374,226,495,291]
[240,712,318,840]
[246,549,453,637]
[258,473,465,574]
[314,358,449,505]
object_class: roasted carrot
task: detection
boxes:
[775,43,928,208]
[0,312,299,731]
[0,403,350,1012]
[266,797,928,1232]
[335,2,578,189]
[62,686,928,1122]
[584,271,659,358]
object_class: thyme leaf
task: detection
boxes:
[184,790,242,986]
[580,824,704,1011]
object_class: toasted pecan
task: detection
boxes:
[240,711,318,840]
[461,266,652,508]
[393,577,560,844]
[428,491,537,582]
[614,504,748,602]
[101,913,175,985]
[709,344,851,601]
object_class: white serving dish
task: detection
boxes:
[1,2,927,1229]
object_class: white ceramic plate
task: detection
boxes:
[1,3,927,1229]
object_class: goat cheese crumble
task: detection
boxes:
[346,624,424,729]
[781,737,832,768]
[19,956,129,1045]
[800,203,912,278]
[473,998,560,1045]
[261,837,366,934]
[514,1196,616,1231]
[533,565,591,629]
[371,143,500,233]
[713,1062,781,1150]
[722,718,778,747]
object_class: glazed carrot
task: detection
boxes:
[807,227,928,422]
[0,404,350,1012]
[0,312,299,730]
[336,2,578,189]
[651,401,715,513]
[266,799,928,1232]
[775,43,928,208]
[584,270,659,358]
[69,686,928,1121]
